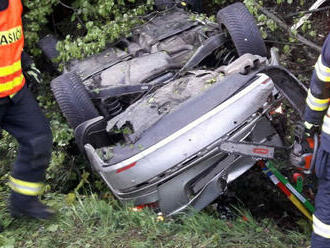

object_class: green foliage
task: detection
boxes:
[22,0,58,55]
[0,131,17,168]
[243,0,318,43]
[22,0,153,61]
[56,0,154,64]
[0,131,17,190]
[243,0,276,40]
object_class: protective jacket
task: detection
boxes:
[304,33,330,248]
[0,0,25,98]
[304,33,330,153]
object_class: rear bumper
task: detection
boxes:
[85,115,282,215]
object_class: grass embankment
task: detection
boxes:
[0,193,309,248]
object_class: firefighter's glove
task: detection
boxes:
[290,121,317,169]
[293,121,319,143]
[24,63,42,85]
[303,121,320,137]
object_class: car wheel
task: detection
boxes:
[217,2,267,57]
[51,72,99,129]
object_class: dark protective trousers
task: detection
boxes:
[312,147,330,247]
[0,86,52,182]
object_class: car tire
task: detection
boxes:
[154,0,175,10]
[217,2,267,57]
[51,72,99,129]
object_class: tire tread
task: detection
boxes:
[51,72,99,129]
[217,2,267,57]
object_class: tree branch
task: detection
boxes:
[286,6,330,18]
[255,4,322,53]
[291,0,327,31]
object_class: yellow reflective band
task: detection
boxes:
[308,89,330,104]
[307,98,329,111]
[0,74,24,92]
[0,26,23,46]
[306,90,330,111]
[313,215,330,239]
[9,176,44,196]
[315,56,330,82]
[318,56,330,72]
[0,60,22,77]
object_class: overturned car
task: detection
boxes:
[50,3,307,215]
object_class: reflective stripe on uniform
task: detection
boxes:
[0,26,23,47]
[0,60,21,77]
[8,176,44,196]
[0,79,24,98]
[306,89,330,111]
[313,214,330,239]
[0,74,24,92]
[315,56,330,82]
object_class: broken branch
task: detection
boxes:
[291,0,327,31]
[286,6,330,18]
[255,4,322,53]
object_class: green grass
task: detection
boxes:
[0,192,310,248]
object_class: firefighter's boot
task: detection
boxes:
[9,192,55,219]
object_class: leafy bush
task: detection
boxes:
[56,0,154,63]
[23,0,153,60]
[22,0,58,55]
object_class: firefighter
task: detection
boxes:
[301,33,330,247]
[0,0,54,223]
